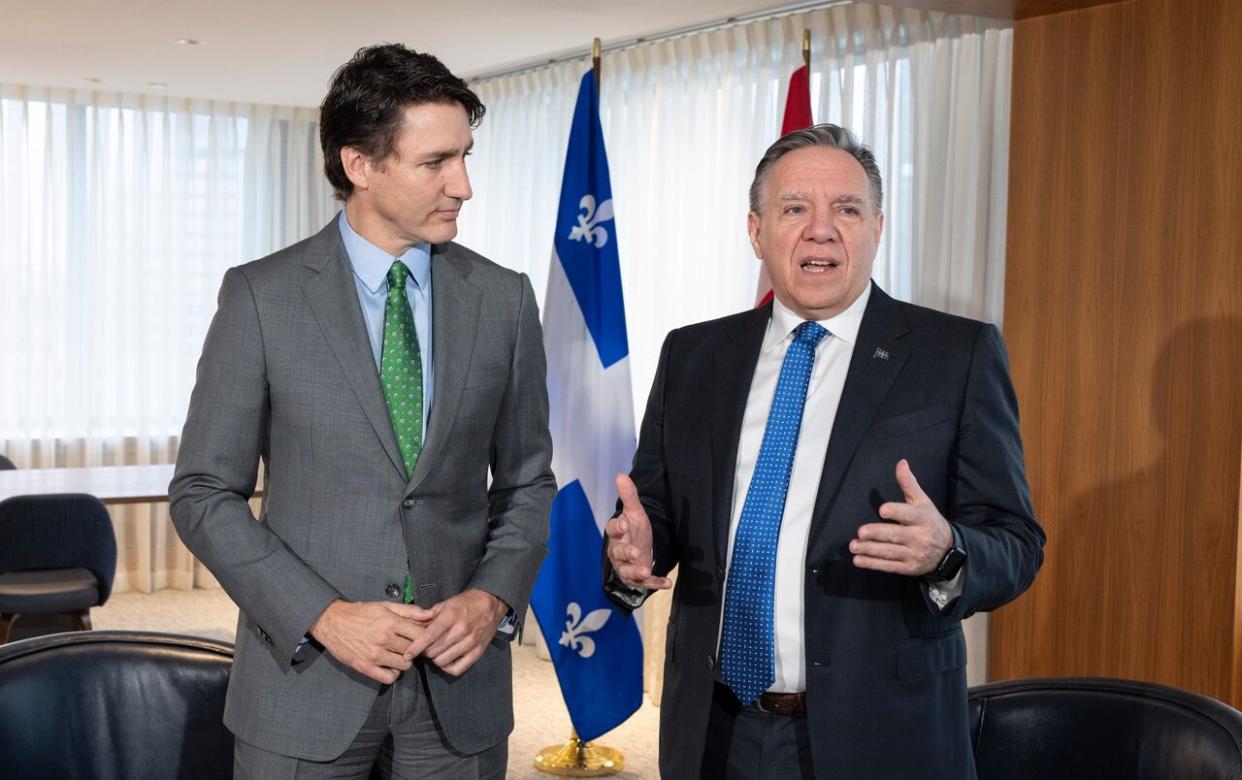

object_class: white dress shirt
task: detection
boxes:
[719,286,871,693]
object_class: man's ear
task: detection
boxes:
[341,147,370,192]
[747,210,763,259]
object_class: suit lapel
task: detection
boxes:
[806,285,910,554]
[408,243,482,493]
[300,223,407,479]
[710,306,770,565]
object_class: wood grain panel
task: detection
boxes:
[991,0,1242,705]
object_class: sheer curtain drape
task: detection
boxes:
[0,86,335,593]
[457,2,1012,687]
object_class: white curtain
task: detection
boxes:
[457,2,1012,687]
[0,85,335,593]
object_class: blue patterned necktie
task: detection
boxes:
[720,320,828,706]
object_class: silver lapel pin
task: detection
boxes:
[873,347,890,360]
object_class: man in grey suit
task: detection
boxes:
[171,44,555,778]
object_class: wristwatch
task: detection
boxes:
[929,526,966,582]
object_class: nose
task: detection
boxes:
[804,208,838,243]
[446,159,472,202]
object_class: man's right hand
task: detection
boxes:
[309,599,437,684]
[605,474,673,591]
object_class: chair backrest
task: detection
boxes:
[970,677,1242,779]
[0,454,15,470]
[0,630,234,779]
[0,493,117,604]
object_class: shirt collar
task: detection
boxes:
[764,281,872,353]
[336,210,432,294]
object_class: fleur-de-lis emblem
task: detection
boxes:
[567,194,614,248]
[559,602,611,658]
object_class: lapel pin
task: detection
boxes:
[873,347,890,360]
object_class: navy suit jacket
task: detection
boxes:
[609,283,1044,779]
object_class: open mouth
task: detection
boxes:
[800,258,840,274]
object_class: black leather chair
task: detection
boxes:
[969,677,1242,779]
[0,454,15,470]
[0,493,117,643]
[0,630,234,779]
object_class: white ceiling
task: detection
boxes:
[0,0,804,107]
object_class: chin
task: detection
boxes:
[422,224,458,245]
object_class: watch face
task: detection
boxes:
[936,547,966,581]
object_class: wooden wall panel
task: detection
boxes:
[991,0,1242,705]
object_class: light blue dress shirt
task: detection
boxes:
[337,210,434,440]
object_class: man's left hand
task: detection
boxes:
[850,459,953,577]
[402,589,508,677]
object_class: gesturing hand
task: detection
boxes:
[604,473,672,590]
[309,599,437,684]
[850,459,953,577]
[400,589,508,677]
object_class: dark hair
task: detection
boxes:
[748,123,883,214]
[319,44,485,201]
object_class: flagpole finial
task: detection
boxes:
[592,37,602,92]
[802,29,811,69]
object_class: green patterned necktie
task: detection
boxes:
[380,260,423,603]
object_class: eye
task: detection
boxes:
[841,206,860,216]
[783,205,805,215]
[425,159,444,170]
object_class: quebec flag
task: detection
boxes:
[529,69,643,741]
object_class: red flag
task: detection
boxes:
[756,65,813,307]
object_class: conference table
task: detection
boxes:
[0,464,263,505]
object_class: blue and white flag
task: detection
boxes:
[530,69,643,741]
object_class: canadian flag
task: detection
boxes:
[755,64,813,307]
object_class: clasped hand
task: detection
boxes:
[310,588,507,684]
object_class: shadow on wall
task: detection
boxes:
[1055,316,1241,679]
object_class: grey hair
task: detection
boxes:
[748,123,883,214]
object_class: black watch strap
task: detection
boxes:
[930,525,966,582]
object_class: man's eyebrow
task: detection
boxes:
[417,143,473,161]
[832,194,866,206]
[778,191,810,201]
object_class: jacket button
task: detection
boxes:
[402,499,414,509]
[385,584,402,599]
[706,654,715,671]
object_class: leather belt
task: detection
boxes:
[715,682,807,716]
[754,691,807,716]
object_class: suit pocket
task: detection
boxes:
[870,407,954,439]
[895,629,966,680]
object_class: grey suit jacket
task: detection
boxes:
[170,221,555,761]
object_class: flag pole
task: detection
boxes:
[532,47,626,775]
[593,36,602,92]
[803,28,811,69]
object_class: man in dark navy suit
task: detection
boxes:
[604,124,1044,779]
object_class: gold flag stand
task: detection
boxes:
[534,36,625,778]
[533,730,625,776]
